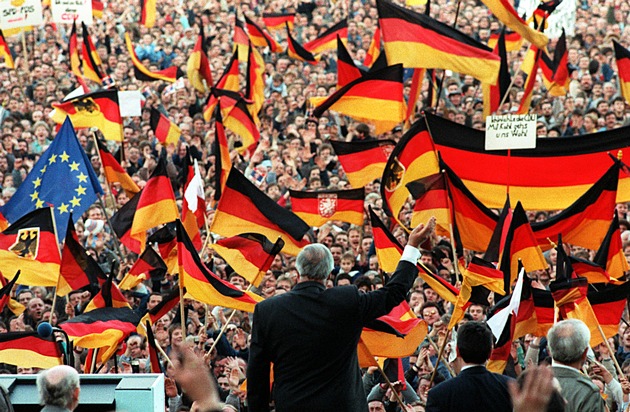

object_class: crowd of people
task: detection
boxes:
[0,0,629,409]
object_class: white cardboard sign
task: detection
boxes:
[51,0,92,25]
[0,0,43,30]
[485,114,537,151]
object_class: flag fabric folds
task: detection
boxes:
[286,24,319,64]
[424,112,630,209]
[0,118,103,241]
[210,168,310,256]
[312,64,406,134]
[482,28,511,118]
[369,207,405,274]
[69,22,82,78]
[181,152,204,249]
[149,108,181,145]
[262,13,295,31]
[178,220,262,311]
[59,217,105,296]
[233,19,250,62]
[110,187,142,253]
[125,34,182,83]
[0,29,15,69]
[244,15,283,52]
[51,89,123,142]
[516,48,541,114]
[245,40,266,121]
[81,22,105,84]
[84,274,130,312]
[588,281,630,339]
[146,320,163,373]
[140,0,156,28]
[337,36,364,88]
[212,108,232,203]
[213,89,261,151]
[381,119,439,226]
[187,34,214,93]
[304,20,348,55]
[329,139,394,189]
[487,29,523,52]
[363,27,381,68]
[0,332,62,368]
[97,138,140,197]
[478,0,548,48]
[377,0,500,84]
[119,246,167,290]
[406,173,450,236]
[289,188,365,227]
[210,233,284,287]
[593,213,630,281]
[203,52,240,120]
[0,271,22,315]
[614,40,630,106]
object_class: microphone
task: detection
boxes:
[37,322,54,338]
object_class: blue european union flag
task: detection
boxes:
[0,117,103,241]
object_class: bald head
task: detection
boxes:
[37,365,80,410]
[296,244,334,282]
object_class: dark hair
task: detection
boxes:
[456,321,493,364]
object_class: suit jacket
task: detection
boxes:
[552,365,605,412]
[247,260,418,412]
[425,366,513,412]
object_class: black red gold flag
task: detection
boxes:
[337,35,364,88]
[262,12,295,31]
[149,108,180,145]
[487,29,523,52]
[140,0,156,28]
[234,18,250,62]
[213,108,232,203]
[329,139,394,189]
[614,40,630,105]
[377,0,500,84]
[146,320,163,373]
[187,33,214,93]
[406,172,450,237]
[289,188,365,227]
[363,27,381,68]
[81,22,105,84]
[119,246,167,290]
[478,0,548,48]
[125,33,182,83]
[303,20,348,55]
[483,28,511,118]
[97,138,140,197]
[0,331,62,368]
[244,14,283,52]
[84,274,131,312]
[68,23,80,77]
[211,168,310,256]
[213,88,261,152]
[203,52,239,120]
[286,23,318,64]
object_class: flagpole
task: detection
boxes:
[140,321,174,367]
[426,333,456,377]
[372,356,407,411]
[49,208,63,324]
[205,284,255,356]
[596,324,624,376]
[178,277,186,334]
[433,0,463,113]
[429,328,452,385]
[89,348,98,373]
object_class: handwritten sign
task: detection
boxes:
[0,0,43,30]
[51,0,92,24]
[485,114,537,151]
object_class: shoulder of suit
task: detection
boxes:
[574,375,602,392]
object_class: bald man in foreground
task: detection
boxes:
[36,365,80,412]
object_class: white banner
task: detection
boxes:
[485,114,537,150]
[0,0,43,30]
[51,0,92,25]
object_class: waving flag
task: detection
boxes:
[0,29,13,69]
[0,118,103,241]
[613,40,630,105]
[119,246,167,290]
[304,20,348,55]
[149,108,180,145]
[363,27,381,68]
[234,18,250,62]
[478,0,548,48]
[0,332,62,369]
[97,138,140,197]
[187,33,214,93]
[406,173,450,236]
[203,52,239,120]
[263,12,295,31]
[330,139,394,189]
[482,28,511,118]
[244,14,283,52]
[488,29,522,51]
[140,0,156,27]
[125,34,182,83]
[212,108,231,203]
[337,36,364,87]
[286,23,318,64]
[290,188,365,227]
[81,22,106,84]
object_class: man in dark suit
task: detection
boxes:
[426,321,513,412]
[247,218,436,412]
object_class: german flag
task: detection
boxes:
[149,108,180,145]
[0,332,62,369]
[81,22,105,84]
[119,246,167,290]
[211,168,310,256]
[516,48,541,114]
[181,149,204,250]
[97,138,140,197]
[68,22,82,79]
[144,287,180,325]
[84,274,131,312]
[130,157,179,252]
[449,257,505,329]
[244,15,283,52]
[234,19,250,62]
[51,89,123,142]
[407,173,450,237]
[377,0,500,84]
[187,33,214,93]
[478,0,548,49]
[59,217,106,296]
[125,33,182,83]
[482,28,511,118]
[147,224,178,275]
[544,30,569,97]
[487,29,523,52]
[210,234,284,287]
[140,0,156,28]
[145,320,163,373]
[312,64,405,135]
[498,201,546,292]
[570,256,613,285]
[329,139,394,189]
[361,301,428,359]
[531,162,619,252]
[0,208,60,287]
[593,213,629,281]
[203,52,240,121]
[381,118,439,225]
[263,12,295,32]
[418,261,459,305]
[0,270,23,315]
[304,20,348,56]
[337,36,363,88]
[405,68,425,123]
[213,108,232,203]
[177,220,262,311]
[442,159,498,253]
[289,188,365,227]
[60,307,140,362]
[92,0,104,19]
[286,23,319,64]
[363,27,381,68]
[245,40,266,121]
[424,113,630,210]
[588,281,630,339]
[369,206,405,274]
[215,89,260,152]
[614,40,630,105]
[111,192,142,253]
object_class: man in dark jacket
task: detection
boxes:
[247,218,436,412]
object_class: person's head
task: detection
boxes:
[36,365,80,410]
[547,319,590,366]
[296,244,334,283]
[456,321,493,364]
[340,252,356,274]
[147,292,163,310]
[368,399,386,412]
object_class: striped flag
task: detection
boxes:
[125,33,182,83]
[303,20,348,55]
[149,108,180,145]
[330,139,394,189]
[289,188,365,227]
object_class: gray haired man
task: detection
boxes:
[547,319,605,412]
[36,365,80,411]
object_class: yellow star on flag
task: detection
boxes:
[35,199,44,208]
[30,191,39,201]
[33,178,42,188]
[58,203,69,214]
[60,151,70,162]
[70,197,81,207]
[77,173,88,183]
[48,155,57,164]
[75,186,86,196]
[69,161,80,171]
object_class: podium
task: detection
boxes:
[0,373,165,412]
